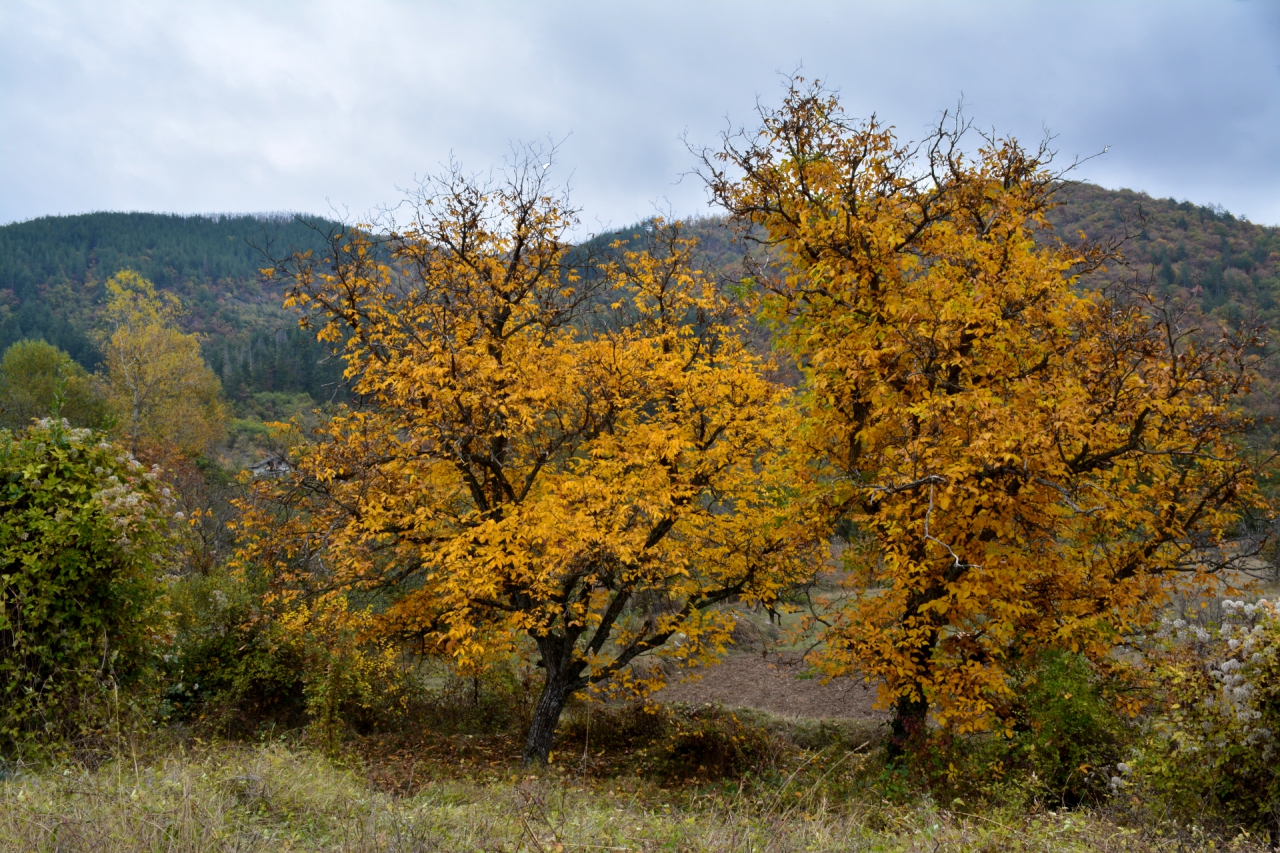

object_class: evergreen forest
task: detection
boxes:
[0,212,345,407]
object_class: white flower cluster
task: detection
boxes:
[1159,599,1278,756]
[78,448,161,548]
[33,417,93,443]
[17,422,168,550]
[92,478,148,545]
[1109,761,1133,793]
[1157,617,1211,645]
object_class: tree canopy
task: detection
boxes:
[703,80,1270,741]
[0,339,109,431]
[238,158,819,763]
[98,271,226,458]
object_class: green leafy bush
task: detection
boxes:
[162,566,308,735]
[164,563,418,746]
[906,651,1128,807]
[1009,650,1128,804]
[0,420,170,755]
[0,339,109,431]
[1133,599,1280,837]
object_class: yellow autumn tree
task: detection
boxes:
[239,158,819,763]
[703,80,1270,745]
[98,271,226,458]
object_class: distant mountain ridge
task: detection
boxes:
[2,187,1277,415]
[1048,184,1279,313]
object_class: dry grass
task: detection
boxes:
[0,741,1269,852]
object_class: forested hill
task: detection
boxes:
[662,185,1280,331]
[1047,184,1280,318]
[1048,185,1280,423]
[0,212,343,402]
[3,189,1278,411]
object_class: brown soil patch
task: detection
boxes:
[653,652,888,722]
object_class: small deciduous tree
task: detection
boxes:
[702,81,1270,743]
[240,157,818,763]
[0,339,109,431]
[98,271,226,458]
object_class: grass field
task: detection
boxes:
[1,726,1268,853]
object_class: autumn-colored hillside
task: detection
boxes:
[1049,185,1280,430]
[1048,184,1280,315]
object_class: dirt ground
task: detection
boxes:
[653,652,888,721]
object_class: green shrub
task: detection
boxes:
[283,598,408,749]
[165,565,421,746]
[1133,599,1280,838]
[905,651,1128,807]
[162,566,308,734]
[1010,650,1128,804]
[0,340,110,432]
[0,420,170,756]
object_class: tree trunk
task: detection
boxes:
[888,693,928,761]
[888,584,939,761]
[131,395,141,456]
[522,670,573,765]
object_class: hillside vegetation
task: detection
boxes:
[0,212,344,406]
[1048,184,1280,424]
[1048,184,1280,312]
[3,187,1276,413]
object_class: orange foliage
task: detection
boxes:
[704,80,1271,739]
[237,158,819,762]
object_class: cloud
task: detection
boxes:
[2,0,1277,228]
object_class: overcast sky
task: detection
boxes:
[2,1,1278,231]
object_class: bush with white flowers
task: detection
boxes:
[1134,597,1280,836]
[0,419,172,756]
